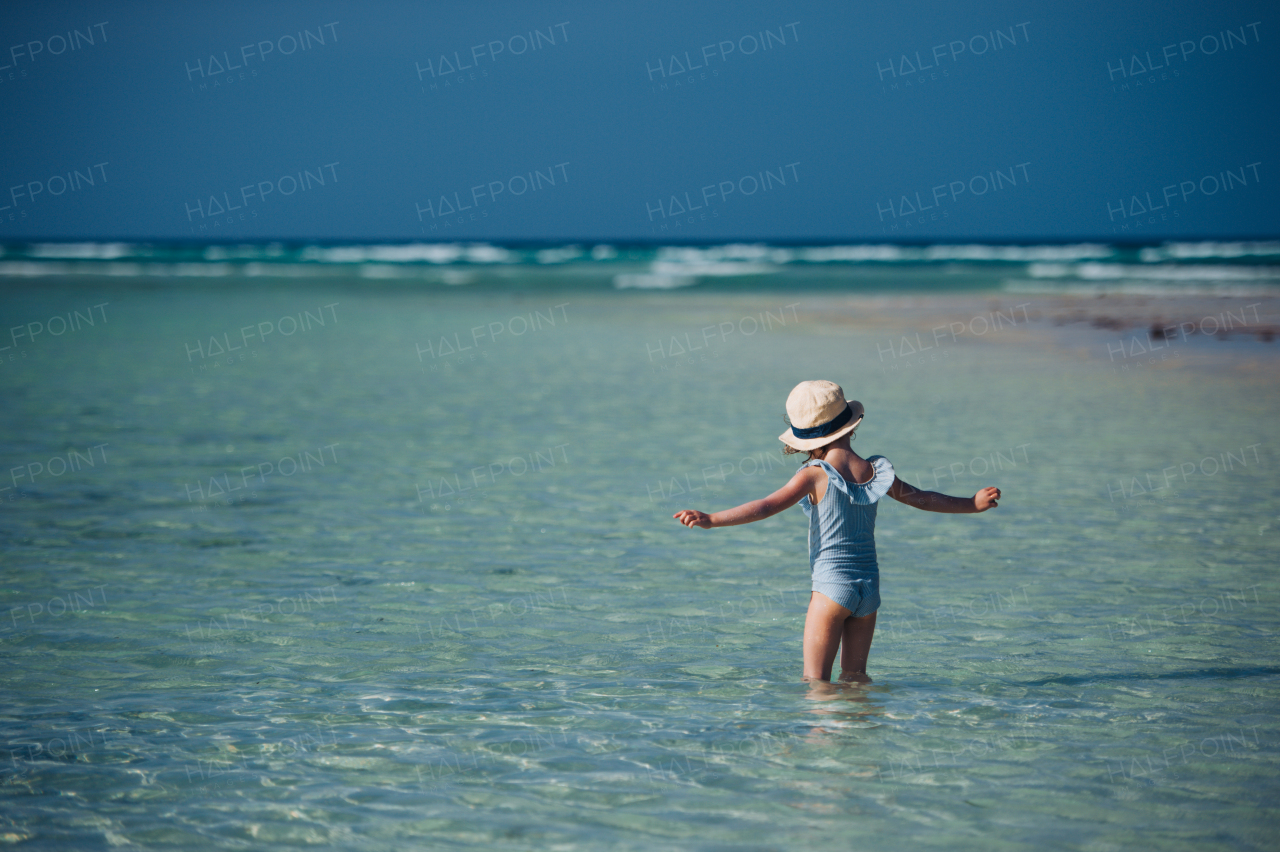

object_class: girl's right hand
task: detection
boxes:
[973,487,1001,511]
[673,509,713,529]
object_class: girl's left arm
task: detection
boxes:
[888,476,1000,513]
[674,467,819,529]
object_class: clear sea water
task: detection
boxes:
[1,242,1278,850]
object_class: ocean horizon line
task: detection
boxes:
[2,239,1277,296]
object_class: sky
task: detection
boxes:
[0,0,1275,242]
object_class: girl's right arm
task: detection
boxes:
[888,476,1000,514]
[674,466,823,529]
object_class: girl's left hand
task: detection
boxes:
[673,509,713,529]
[973,487,1001,511]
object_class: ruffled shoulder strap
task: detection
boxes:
[800,459,841,510]
[802,456,895,504]
[854,455,895,504]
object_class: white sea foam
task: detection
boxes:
[649,260,775,277]
[796,245,908,262]
[0,260,240,277]
[535,246,584,264]
[790,244,1115,263]
[657,244,755,259]
[655,244,790,264]
[1139,242,1280,262]
[243,263,329,277]
[1028,262,1280,281]
[28,242,135,259]
[923,244,1114,262]
[612,273,698,289]
[464,244,516,264]
[295,243,515,264]
[0,261,70,276]
[1003,279,1280,297]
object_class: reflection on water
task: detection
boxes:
[802,679,886,752]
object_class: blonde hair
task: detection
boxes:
[783,443,837,461]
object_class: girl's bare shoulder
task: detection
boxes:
[823,449,875,485]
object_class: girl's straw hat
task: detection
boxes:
[779,380,865,451]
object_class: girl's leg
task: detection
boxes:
[838,611,877,683]
[803,591,852,681]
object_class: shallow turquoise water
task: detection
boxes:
[1,277,1277,850]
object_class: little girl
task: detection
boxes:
[674,380,1000,683]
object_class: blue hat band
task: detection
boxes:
[790,404,853,440]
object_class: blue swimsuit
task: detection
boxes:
[798,456,896,617]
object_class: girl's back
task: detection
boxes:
[805,447,876,504]
[798,453,896,578]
